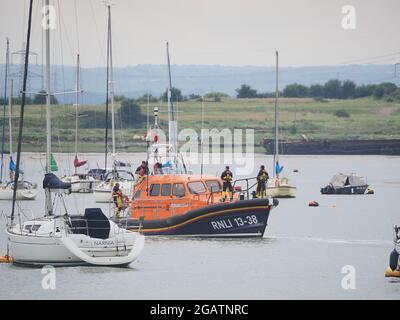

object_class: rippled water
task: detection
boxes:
[0,153,399,299]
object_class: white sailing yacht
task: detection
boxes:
[6,0,144,266]
[93,6,134,203]
[265,50,296,198]
[0,38,37,200]
[61,54,102,193]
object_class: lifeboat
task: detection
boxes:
[114,173,278,237]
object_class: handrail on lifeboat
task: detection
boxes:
[232,176,258,200]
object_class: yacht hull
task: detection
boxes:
[6,225,144,267]
[265,186,296,198]
[0,188,38,200]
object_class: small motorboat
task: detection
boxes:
[265,176,296,198]
[385,225,400,277]
[320,173,374,195]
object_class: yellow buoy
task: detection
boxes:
[0,255,13,263]
[385,267,400,277]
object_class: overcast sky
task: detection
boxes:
[0,0,399,68]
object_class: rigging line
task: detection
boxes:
[56,0,66,109]
[74,0,80,54]
[1,39,9,184]
[104,4,111,169]
[11,0,34,224]
[56,0,75,65]
[89,0,105,66]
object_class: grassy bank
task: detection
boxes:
[3,97,400,153]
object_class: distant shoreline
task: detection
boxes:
[263,139,400,155]
[12,139,400,155]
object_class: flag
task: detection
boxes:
[50,154,58,172]
[9,157,24,174]
[275,161,283,175]
[162,160,172,168]
[9,157,16,172]
[74,155,87,168]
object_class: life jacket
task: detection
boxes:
[257,170,269,182]
[221,170,233,182]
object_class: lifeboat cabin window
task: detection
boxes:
[188,181,206,194]
[172,183,185,197]
[161,183,172,196]
[206,180,221,192]
[150,184,160,196]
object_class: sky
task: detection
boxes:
[0,0,399,68]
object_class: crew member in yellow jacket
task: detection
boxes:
[112,183,123,217]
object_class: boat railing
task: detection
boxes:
[63,217,129,239]
[232,176,258,200]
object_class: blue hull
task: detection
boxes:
[116,198,277,238]
[320,185,369,195]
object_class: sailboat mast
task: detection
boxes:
[74,54,80,174]
[109,6,116,165]
[200,96,204,177]
[166,42,177,158]
[8,79,13,156]
[104,5,111,170]
[45,0,53,215]
[273,50,279,179]
[1,38,9,184]
[75,54,80,156]
[11,0,34,223]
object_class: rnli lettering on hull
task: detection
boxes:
[210,215,259,230]
[211,219,233,230]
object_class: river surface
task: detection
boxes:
[0,153,399,299]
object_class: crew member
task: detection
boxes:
[221,166,233,202]
[135,161,149,181]
[256,165,269,198]
[154,162,163,175]
[112,183,123,218]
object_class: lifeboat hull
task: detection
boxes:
[116,198,278,238]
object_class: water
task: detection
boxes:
[0,153,399,299]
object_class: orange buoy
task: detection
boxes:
[0,255,13,263]
[308,200,319,207]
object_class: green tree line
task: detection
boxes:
[235,80,400,100]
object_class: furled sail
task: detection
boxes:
[43,172,71,190]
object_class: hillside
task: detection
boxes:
[2,97,400,153]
